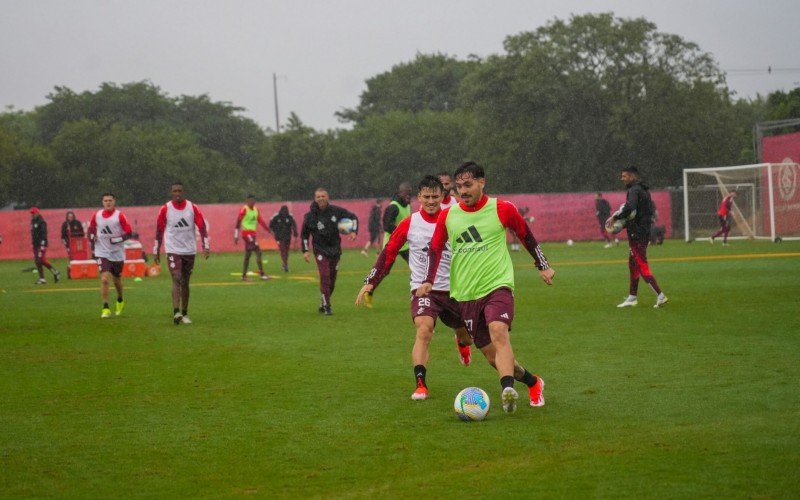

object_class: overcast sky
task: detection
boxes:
[2,0,799,131]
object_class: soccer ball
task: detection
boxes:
[337,218,356,234]
[454,387,490,422]
[566,239,574,246]
[605,205,637,234]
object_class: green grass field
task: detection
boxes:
[1,240,799,498]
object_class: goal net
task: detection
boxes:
[683,162,800,242]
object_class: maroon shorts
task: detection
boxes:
[244,234,260,252]
[458,287,515,349]
[98,257,123,277]
[167,253,196,277]
[33,246,47,262]
[409,290,463,330]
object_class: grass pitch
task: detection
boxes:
[1,240,799,497]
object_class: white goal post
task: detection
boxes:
[683,162,800,242]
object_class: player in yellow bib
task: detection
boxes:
[234,194,272,281]
[416,161,555,414]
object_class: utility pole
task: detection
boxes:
[273,72,280,132]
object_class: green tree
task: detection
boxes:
[337,53,479,125]
[460,13,739,191]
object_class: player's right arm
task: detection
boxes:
[361,217,409,294]
[153,205,168,265]
[417,209,450,297]
[615,186,639,221]
[300,214,312,262]
[87,213,98,256]
[234,207,245,244]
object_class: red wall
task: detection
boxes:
[0,191,672,261]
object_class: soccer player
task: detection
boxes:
[438,172,458,208]
[29,207,61,285]
[612,166,668,309]
[382,182,412,260]
[364,182,412,308]
[595,193,614,248]
[88,193,133,318]
[269,205,298,272]
[234,194,272,281]
[356,175,473,401]
[416,161,553,413]
[153,182,210,325]
[361,199,383,257]
[711,190,737,245]
[301,188,359,316]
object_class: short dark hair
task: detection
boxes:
[621,166,639,175]
[171,181,184,188]
[437,171,452,179]
[418,175,444,193]
[454,161,484,181]
[246,194,255,199]
[101,192,116,199]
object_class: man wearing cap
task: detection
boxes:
[29,207,61,285]
[611,167,668,308]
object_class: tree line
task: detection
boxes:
[1,13,798,209]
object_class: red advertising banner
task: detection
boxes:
[0,191,672,261]
[762,132,800,235]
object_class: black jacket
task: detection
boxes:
[615,181,655,241]
[595,198,611,221]
[368,205,382,234]
[31,216,48,248]
[382,195,410,234]
[301,202,358,258]
[61,219,85,245]
[269,208,298,243]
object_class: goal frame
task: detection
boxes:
[683,162,800,242]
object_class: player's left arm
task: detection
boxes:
[109,213,134,244]
[258,214,271,234]
[498,200,554,285]
[193,204,211,258]
[341,207,359,241]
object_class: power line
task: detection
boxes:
[725,66,800,75]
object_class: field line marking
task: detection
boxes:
[518,251,800,268]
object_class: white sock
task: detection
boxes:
[627,295,637,302]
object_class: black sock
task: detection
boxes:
[517,369,537,388]
[414,365,427,386]
[173,308,180,315]
[182,309,188,316]
[500,375,515,389]
[103,302,109,309]
[117,296,123,303]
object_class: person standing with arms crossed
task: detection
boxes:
[88,193,133,318]
[612,167,668,309]
[269,205,298,273]
[61,211,86,275]
[416,162,553,413]
[234,194,272,281]
[29,207,61,285]
[711,190,737,245]
[356,176,472,401]
[301,188,359,316]
[153,182,210,325]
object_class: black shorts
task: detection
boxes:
[167,253,196,278]
[409,290,463,330]
[457,287,515,349]
[98,257,123,278]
